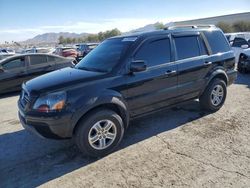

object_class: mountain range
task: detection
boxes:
[22,12,250,44]
[23,32,90,44]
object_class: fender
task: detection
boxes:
[69,89,129,135]
[201,67,228,94]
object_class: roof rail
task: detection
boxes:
[164,25,216,30]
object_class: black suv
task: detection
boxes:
[18,25,237,157]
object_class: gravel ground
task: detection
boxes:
[0,73,250,188]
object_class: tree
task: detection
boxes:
[107,28,121,38]
[57,28,121,43]
[71,38,76,44]
[155,22,165,30]
[216,22,233,33]
[58,36,64,44]
[217,21,250,33]
[65,37,72,44]
[86,34,99,42]
[98,32,105,41]
[233,21,250,32]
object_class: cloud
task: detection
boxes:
[0,17,189,43]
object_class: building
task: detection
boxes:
[173,12,250,26]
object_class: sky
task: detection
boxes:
[0,0,249,43]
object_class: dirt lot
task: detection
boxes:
[0,73,250,188]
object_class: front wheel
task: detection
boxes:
[75,109,124,157]
[199,78,227,112]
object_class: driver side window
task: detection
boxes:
[232,37,249,48]
[134,38,171,67]
[2,58,25,70]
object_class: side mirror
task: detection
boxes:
[130,60,146,73]
[241,44,249,49]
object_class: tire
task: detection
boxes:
[238,56,247,73]
[75,109,124,157]
[199,78,227,112]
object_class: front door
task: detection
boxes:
[0,56,27,93]
[125,36,178,117]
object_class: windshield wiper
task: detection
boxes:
[76,66,107,73]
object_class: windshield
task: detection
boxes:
[225,35,231,42]
[75,38,132,73]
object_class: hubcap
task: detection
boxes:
[88,120,117,150]
[210,85,224,106]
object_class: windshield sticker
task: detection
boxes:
[122,37,138,42]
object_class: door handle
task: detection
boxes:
[46,65,53,69]
[204,61,212,66]
[165,70,177,76]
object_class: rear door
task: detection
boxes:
[125,36,178,116]
[25,55,54,81]
[173,32,211,99]
[49,55,72,69]
[0,56,27,92]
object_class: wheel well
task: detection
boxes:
[212,73,228,86]
[73,103,128,135]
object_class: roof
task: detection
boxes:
[112,25,219,40]
[0,53,70,64]
[76,43,99,45]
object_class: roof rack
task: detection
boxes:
[164,25,216,30]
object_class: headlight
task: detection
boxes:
[33,91,66,113]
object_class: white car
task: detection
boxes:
[0,48,15,55]
[225,32,250,72]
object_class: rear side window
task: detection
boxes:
[135,38,171,67]
[232,37,249,47]
[47,56,57,63]
[174,36,200,60]
[204,30,231,54]
[2,58,25,70]
[29,55,47,65]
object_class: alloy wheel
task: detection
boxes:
[88,119,117,150]
[210,85,224,106]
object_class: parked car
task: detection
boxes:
[53,47,78,58]
[0,54,75,94]
[0,48,15,54]
[0,54,14,60]
[225,32,250,73]
[18,25,237,157]
[22,47,55,54]
[75,43,99,61]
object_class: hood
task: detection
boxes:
[24,67,106,94]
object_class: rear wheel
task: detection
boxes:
[75,109,124,157]
[199,78,227,112]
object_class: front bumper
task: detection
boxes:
[18,101,73,139]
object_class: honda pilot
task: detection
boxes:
[18,25,237,157]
